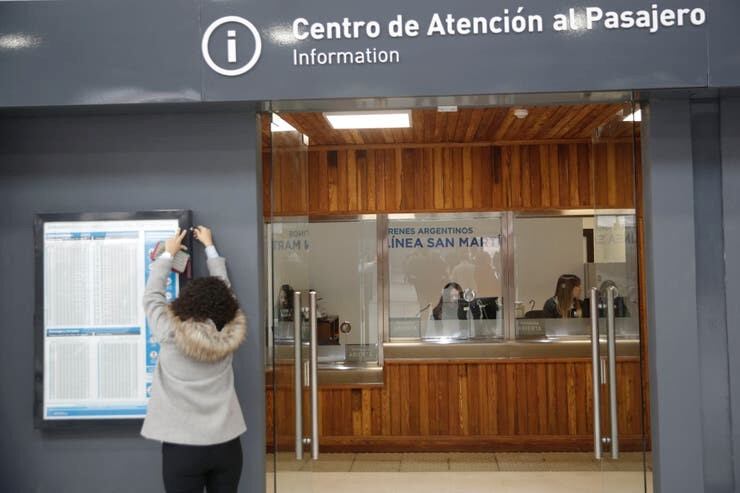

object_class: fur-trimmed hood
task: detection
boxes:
[168,307,247,363]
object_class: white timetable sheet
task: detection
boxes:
[42,219,180,420]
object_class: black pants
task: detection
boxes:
[162,437,242,493]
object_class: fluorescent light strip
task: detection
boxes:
[271,113,298,132]
[324,110,411,130]
[623,109,642,122]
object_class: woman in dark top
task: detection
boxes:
[277,284,295,321]
[432,282,466,320]
[543,274,583,318]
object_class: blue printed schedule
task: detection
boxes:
[43,219,180,420]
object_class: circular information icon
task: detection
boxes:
[202,16,262,77]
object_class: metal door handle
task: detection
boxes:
[606,285,619,459]
[293,291,303,461]
[309,290,319,460]
[590,288,602,460]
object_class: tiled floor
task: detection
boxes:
[267,472,653,493]
[267,451,652,473]
[266,453,653,492]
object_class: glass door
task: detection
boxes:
[263,99,648,492]
[267,114,313,493]
[591,100,649,492]
[266,112,381,493]
[510,99,647,492]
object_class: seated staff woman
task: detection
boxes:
[141,226,247,493]
[543,274,583,318]
[432,282,466,320]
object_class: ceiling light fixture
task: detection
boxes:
[623,109,642,122]
[324,110,411,129]
[271,113,298,132]
[513,108,529,119]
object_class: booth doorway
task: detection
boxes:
[263,93,650,493]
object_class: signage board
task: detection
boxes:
[34,211,190,423]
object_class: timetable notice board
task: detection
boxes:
[34,211,191,423]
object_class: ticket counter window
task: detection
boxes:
[513,214,639,341]
[386,214,504,341]
[270,217,379,366]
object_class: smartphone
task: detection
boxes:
[151,241,191,274]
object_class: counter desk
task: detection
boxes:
[266,334,646,453]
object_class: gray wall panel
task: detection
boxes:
[720,95,740,490]
[690,99,734,492]
[0,0,728,107]
[708,0,740,86]
[0,1,203,107]
[201,0,710,102]
[643,98,705,493]
[0,110,265,493]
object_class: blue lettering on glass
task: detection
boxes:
[385,224,503,248]
[427,237,455,248]
[460,237,496,247]
[387,230,500,249]
[387,227,416,235]
[388,237,424,248]
[272,239,311,251]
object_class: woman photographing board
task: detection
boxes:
[141,226,247,493]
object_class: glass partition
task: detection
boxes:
[386,214,504,341]
[270,212,639,348]
[308,218,378,364]
[271,217,379,366]
[268,121,312,487]
[271,220,309,343]
[513,214,639,340]
[591,214,640,339]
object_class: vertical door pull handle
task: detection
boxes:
[293,291,303,461]
[309,290,320,460]
[606,285,619,459]
[590,288,602,460]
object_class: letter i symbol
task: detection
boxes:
[227,30,237,63]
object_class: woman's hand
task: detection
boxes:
[165,228,188,256]
[193,226,214,248]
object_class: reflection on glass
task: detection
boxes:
[388,215,503,341]
[269,213,639,351]
[309,220,378,363]
[514,215,638,340]
[271,220,309,344]
[271,218,378,366]
[277,283,295,322]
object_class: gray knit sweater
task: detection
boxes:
[140,255,247,445]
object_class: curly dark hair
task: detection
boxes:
[170,277,239,331]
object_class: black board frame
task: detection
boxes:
[33,210,192,430]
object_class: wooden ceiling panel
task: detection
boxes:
[271,104,636,147]
[477,108,509,141]
[492,109,518,141]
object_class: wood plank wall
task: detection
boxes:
[266,142,638,216]
[267,359,644,452]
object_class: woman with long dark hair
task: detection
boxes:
[277,284,295,321]
[543,274,583,318]
[432,282,466,321]
[141,226,247,493]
